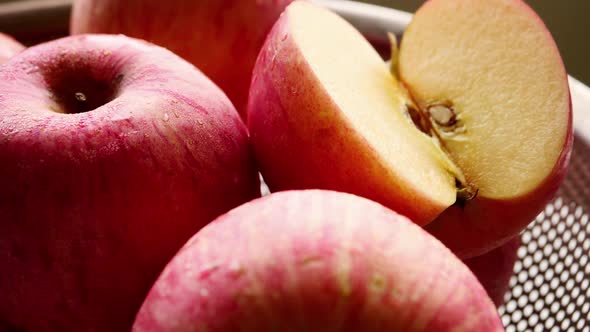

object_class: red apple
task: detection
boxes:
[70,0,295,118]
[464,236,521,306]
[0,34,260,331]
[133,190,503,332]
[248,0,572,258]
[0,32,24,64]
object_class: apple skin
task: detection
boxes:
[464,236,521,306]
[247,12,447,225]
[133,190,503,332]
[426,119,572,258]
[0,34,260,331]
[70,0,295,118]
[425,134,573,253]
[0,32,25,64]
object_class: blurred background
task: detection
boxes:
[0,0,588,84]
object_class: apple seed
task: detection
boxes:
[404,104,430,135]
[428,104,456,127]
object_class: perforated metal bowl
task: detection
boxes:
[314,0,590,330]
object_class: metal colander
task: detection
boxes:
[499,137,590,332]
[314,0,590,329]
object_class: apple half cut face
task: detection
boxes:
[248,0,572,257]
[397,0,571,205]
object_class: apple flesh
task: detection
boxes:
[464,236,521,306]
[0,32,24,63]
[249,1,458,224]
[400,0,572,258]
[133,190,503,332]
[247,0,572,258]
[70,0,295,117]
[0,34,260,331]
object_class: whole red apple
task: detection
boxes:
[464,236,521,306]
[70,0,295,118]
[133,190,503,332]
[0,34,260,331]
[0,32,24,64]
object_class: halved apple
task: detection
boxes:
[248,0,572,258]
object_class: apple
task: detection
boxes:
[70,0,295,118]
[464,236,521,306]
[0,32,24,64]
[133,190,503,332]
[0,34,260,331]
[247,0,572,258]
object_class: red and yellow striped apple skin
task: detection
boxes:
[134,190,503,332]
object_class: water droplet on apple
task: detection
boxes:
[25,65,38,74]
[163,113,170,122]
[229,260,241,272]
[228,260,245,278]
[200,262,220,278]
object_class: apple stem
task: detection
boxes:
[75,92,87,102]
[456,184,479,206]
[388,32,400,79]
